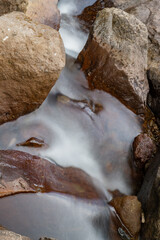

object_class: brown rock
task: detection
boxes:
[138,150,160,240]
[77,0,149,31]
[39,238,57,240]
[0,12,65,125]
[133,133,157,169]
[16,137,47,148]
[77,8,149,114]
[0,150,101,199]
[0,229,31,240]
[126,0,160,126]
[0,0,60,30]
[110,195,142,237]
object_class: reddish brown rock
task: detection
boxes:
[110,195,142,237]
[77,0,114,31]
[77,8,149,114]
[0,150,101,199]
[17,137,47,148]
[0,0,60,30]
[133,133,157,169]
[0,12,65,125]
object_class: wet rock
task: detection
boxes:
[0,229,31,240]
[0,0,60,30]
[133,133,157,169]
[0,12,65,125]
[0,150,101,199]
[77,0,145,31]
[56,93,103,114]
[110,195,142,237]
[77,8,149,114]
[39,238,57,240]
[138,150,160,240]
[17,137,47,148]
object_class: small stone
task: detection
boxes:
[133,133,157,169]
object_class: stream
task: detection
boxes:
[0,0,142,239]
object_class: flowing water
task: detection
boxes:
[0,1,142,239]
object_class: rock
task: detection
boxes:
[138,150,160,239]
[16,137,47,148]
[39,238,57,240]
[0,150,101,199]
[77,8,149,114]
[77,0,147,31]
[0,12,65,125]
[0,229,31,240]
[126,0,160,125]
[110,195,142,237]
[0,0,60,30]
[133,133,157,169]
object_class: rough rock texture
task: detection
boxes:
[126,0,160,125]
[110,196,142,237]
[0,12,65,125]
[133,133,157,169]
[77,0,150,31]
[0,229,31,240]
[138,150,160,240]
[77,8,149,114]
[0,0,60,30]
[0,150,102,199]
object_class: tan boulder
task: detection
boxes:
[0,12,65,125]
[0,0,60,30]
[77,8,149,114]
[110,195,142,237]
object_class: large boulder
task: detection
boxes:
[126,0,160,125]
[0,0,60,30]
[77,8,149,114]
[77,0,148,31]
[138,150,160,240]
[0,150,101,199]
[0,12,65,125]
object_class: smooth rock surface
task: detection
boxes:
[77,8,149,114]
[133,133,157,169]
[0,0,60,30]
[0,12,65,125]
[0,150,101,199]
[110,195,142,237]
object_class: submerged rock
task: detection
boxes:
[133,133,157,169]
[39,238,57,240]
[0,228,31,240]
[138,151,160,240]
[0,12,65,125]
[77,8,149,114]
[17,137,47,148]
[110,195,142,238]
[0,150,101,199]
[0,0,60,30]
